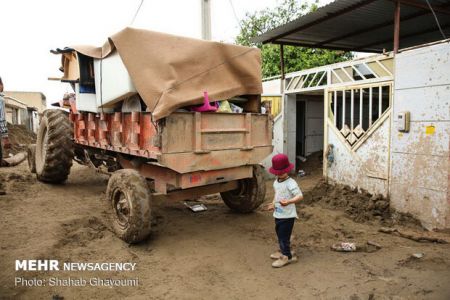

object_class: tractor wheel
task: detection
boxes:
[35,109,74,183]
[27,144,36,173]
[106,169,152,243]
[221,165,266,213]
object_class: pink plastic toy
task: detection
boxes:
[190,91,218,112]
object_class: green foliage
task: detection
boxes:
[235,0,353,78]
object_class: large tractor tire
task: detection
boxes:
[221,165,266,213]
[106,169,152,244]
[35,109,74,183]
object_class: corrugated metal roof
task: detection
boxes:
[253,0,450,52]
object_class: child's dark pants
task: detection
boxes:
[275,218,295,259]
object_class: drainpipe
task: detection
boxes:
[393,0,401,54]
[280,44,285,79]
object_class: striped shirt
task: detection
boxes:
[0,93,8,137]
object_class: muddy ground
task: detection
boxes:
[3,125,36,156]
[0,161,450,300]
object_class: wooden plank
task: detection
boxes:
[160,146,272,173]
[245,113,252,149]
[242,94,261,113]
[202,128,248,133]
[195,112,202,152]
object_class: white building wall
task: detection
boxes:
[327,115,390,197]
[261,114,284,177]
[260,78,284,176]
[391,42,450,230]
[285,94,297,166]
[262,78,282,95]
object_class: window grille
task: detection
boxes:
[330,84,391,147]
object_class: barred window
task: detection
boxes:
[330,84,391,146]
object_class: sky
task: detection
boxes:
[0,0,330,104]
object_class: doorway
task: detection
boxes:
[296,101,306,158]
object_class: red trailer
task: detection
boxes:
[34,28,272,243]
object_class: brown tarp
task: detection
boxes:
[71,27,262,120]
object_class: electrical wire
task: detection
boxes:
[130,0,144,26]
[228,0,244,32]
[424,0,447,40]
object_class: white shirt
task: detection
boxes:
[273,177,302,219]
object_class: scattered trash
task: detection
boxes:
[379,227,449,244]
[297,156,307,162]
[184,201,207,212]
[331,242,356,252]
[357,241,382,253]
[412,253,424,259]
[2,152,27,167]
[297,170,306,177]
[332,241,380,253]
[230,103,243,113]
[367,240,382,249]
[217,100,232,113]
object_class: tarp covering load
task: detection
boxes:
[59,27,262,120]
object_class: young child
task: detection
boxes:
[267,154,303,268]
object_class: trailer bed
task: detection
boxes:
[72,111,273,173]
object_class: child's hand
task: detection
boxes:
[280,200,291,206]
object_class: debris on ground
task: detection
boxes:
[367,240,382,249]
[303,180,391,223]
[297,156,307,162]
[412,253,424,259]
[296,151,322,176]
[379,227,448,244]
[4,124,36,156]
[331,242,356,252]
[331,241,382,253]
[2,152,27,167]
[184,201,208,212]
[0,174,5,195]
[1,163,450,299]
[357,241,382,253]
